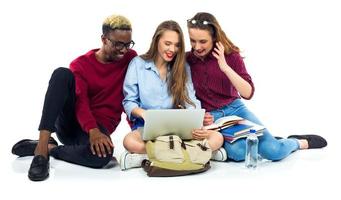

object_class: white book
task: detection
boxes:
[204,115,244,131]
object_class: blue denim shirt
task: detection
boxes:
[123,56,201,120]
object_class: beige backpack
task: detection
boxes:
[142,135,212,177]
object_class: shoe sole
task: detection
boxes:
[28,173,49,181]
[119,152,128,171]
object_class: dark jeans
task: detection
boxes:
[38,67,112,168]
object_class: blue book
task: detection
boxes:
[220,124,253,137]
[219,119,265,143]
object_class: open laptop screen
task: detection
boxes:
[141,109,205,141]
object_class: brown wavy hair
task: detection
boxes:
[187,12,240,54]
[141,20,195,108]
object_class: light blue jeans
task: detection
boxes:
[210,99,300,161]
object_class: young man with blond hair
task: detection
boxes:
[12,14,137,181]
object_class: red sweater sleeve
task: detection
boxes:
[70,62,98,133]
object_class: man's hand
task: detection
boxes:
[203,112,214,126]
[89,128,114,157]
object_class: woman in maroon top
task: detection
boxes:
[186,12,327,162]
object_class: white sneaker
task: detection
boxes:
[119,150,148,171]
[211,147,227,161]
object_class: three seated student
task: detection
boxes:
[11,12,327,180]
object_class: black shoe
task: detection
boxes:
[12,137,58,157]
[28,155,50,181]
[288,134,327,149]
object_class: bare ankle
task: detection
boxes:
[299,139,309,149]
[34,143,49,157]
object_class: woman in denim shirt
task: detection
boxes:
[120,20,224,170]
[186,12,327,162]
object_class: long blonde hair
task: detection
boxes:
[141,20,195,108]
[187,12,240,54]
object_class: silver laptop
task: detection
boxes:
[140,109,205,141]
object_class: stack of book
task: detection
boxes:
[205,115,265,143]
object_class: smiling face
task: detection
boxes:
[188,28,214,58]
[102,29,132,62]
[157,30,180,63]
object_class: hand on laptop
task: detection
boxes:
[203,112,214,126]
[132,107,147,119]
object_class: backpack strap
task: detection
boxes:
[197,143,209,151]
[181,140,187,150]
[169,135,174,149]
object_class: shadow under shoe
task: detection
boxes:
[28,155,50,181]
[11,137,58,157]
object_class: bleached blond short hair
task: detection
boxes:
[102,14,132,35]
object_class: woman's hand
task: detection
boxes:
[212,42,229,73]
[212,42,253,98]
[203,112,214,126]
[192,128,212,140]
[132,107,146,119]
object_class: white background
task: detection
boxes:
[0,0,340,199]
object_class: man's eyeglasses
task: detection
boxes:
[107,38,135,50]
[187,19,213,26]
